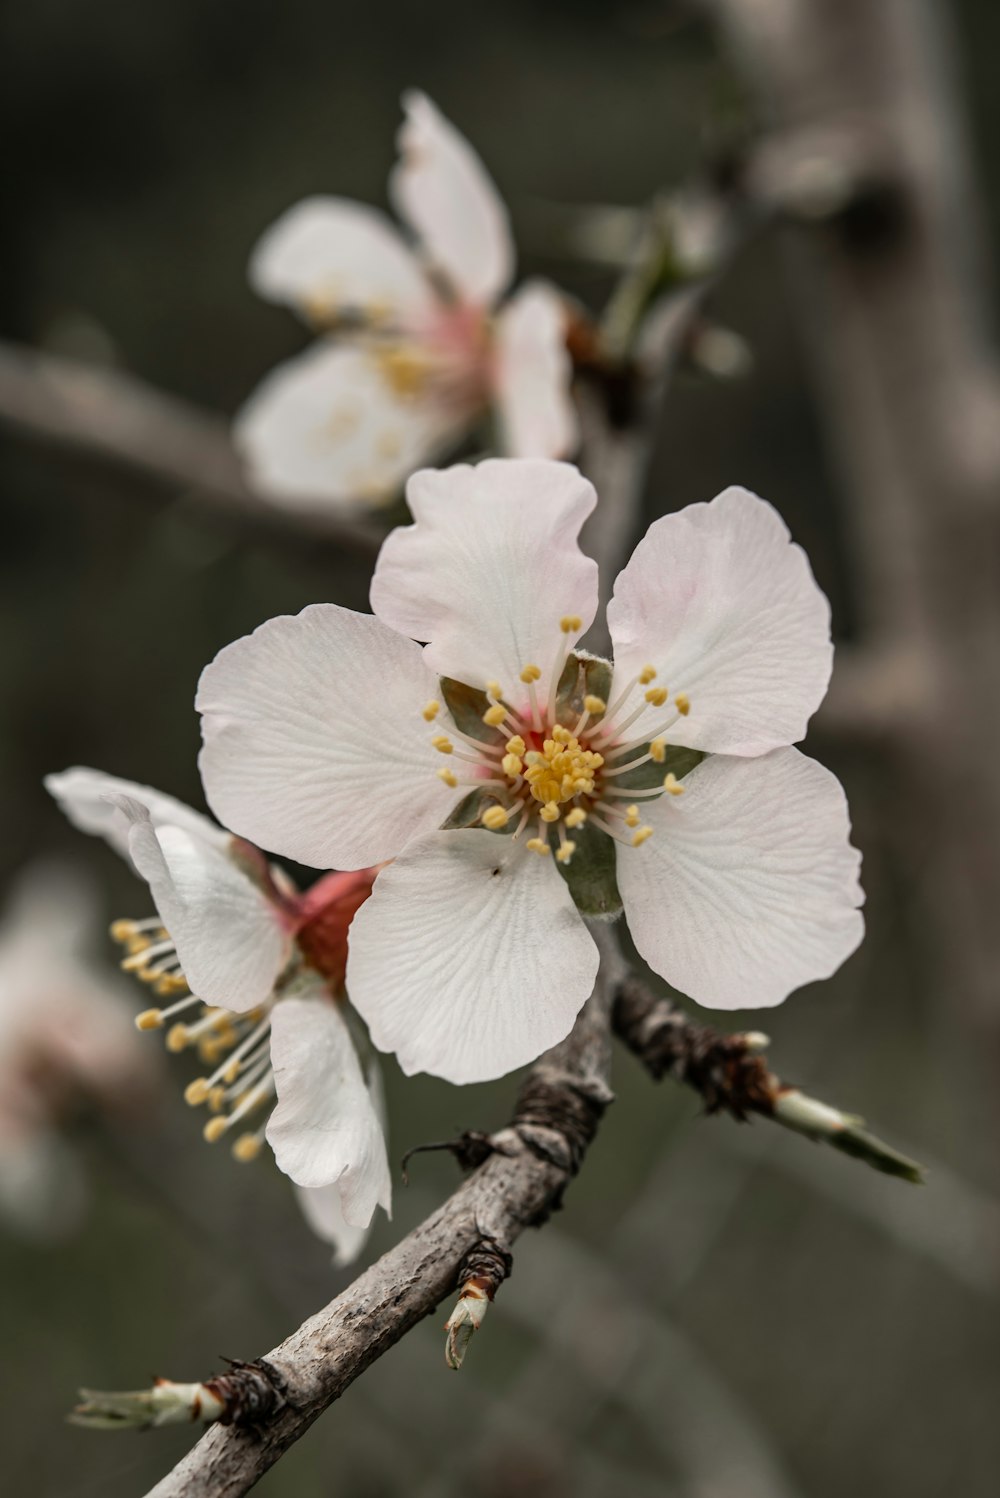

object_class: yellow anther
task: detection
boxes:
[199,1037,226,1065]
[481,806,509,831]
[551,724,572,744]
[184,1078,210,1107]
[556,840,577,865]
[222,1059,241,1085]
[639,665,657,685]
[674,692,690,716]
[506,735,526,756]
[208,1087,227,1114]
[526,837,551,856]
[523,731,603,807]
[121,950,151,973]
[135,1008,164,1032]
[155,972,188,998]
[565,807,588,829]
[663,772,684,796]
[632,826,654,847]
[519,663,542,683]
[540,802,561,824]
[379,347,431,399]
[624,804,640,828]
[166,1024,190,1053]
[232,1134,263,1163]
[583,695,606,715]
[645,686,668,707]
[649,737,666,763]
[487,681,503,699]
[560,615,582,634]
[482,703,507,728]
[437,767,458,788]
[422,700,441,722]
[501,753,523,777]
[203,1116,228,1144]
[109,919,134,944]
[432,735,454,755]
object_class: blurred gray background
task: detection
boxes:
[1,2,998,1494]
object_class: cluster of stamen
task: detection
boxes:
[423,614,692,863]
[111,920,276,1164]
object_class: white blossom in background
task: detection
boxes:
[236,91,578,513]
[45,769,390,1267]
[0,860,156,1238]
[197,459,865,1087]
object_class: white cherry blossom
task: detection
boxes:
[236,92,577,514]
[45,768,390,1266]
[197,460,864,1085]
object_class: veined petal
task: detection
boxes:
[494,280,578,460]
[197,604,453,869]
[617,749,864,1011]
[266,996,391,1234]
[112,797,290,1012]
[235,341,466,513]
[346,830,598,1084]
[371,459,599,701]
[294,1183,373,1269]
[606,488,833,755]
[45,767,227,865]
[249,196,435,323]
[390,91,514,307]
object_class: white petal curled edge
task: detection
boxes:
[617,748,864,1012]
[294,1184,372,1270]
[111,798,290,1012]
[197,604,453,870]
[266,996,391,1235]
[390,91,514,308]
[371,459,599,704]
[346,829,599,1084]
[45,767,228,865]
[494,280,578,461]
[235,341,466,514]
[606,488,833,756]
[249,196,435,323]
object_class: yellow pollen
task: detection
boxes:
[519,663,542,683]
[506,735,526,756]
[184,1079,210,1107]
[379,347,432,399]
[232,1134,263,1163]
[432,735,454,755]
[645,686,668,707]
[649,737,666,763]
[422,700,441,722]
[560,615,582,634]
[540,802,561,823]
[109,919,134,943]
[487,681,503,698]
[481,806,509,830]
[632,826,654,847]
[203,1116,228,1144]
[135,1008,163,1031]
[663,773,684,796]
[501,753,523,776]
[155,973,189,998]
[222,1060,241,1085]
[482,703,507,728]
[166,1024,190,1053]
[437,767,458,788]
[526,837,550,856]
[583,695,606,715]
[565,807,588,829]
[523,732,604,807]
[639,665,657,685]
[556,840,577,865]
[208,1087,227,1114]
[199,1036,227,1065]
[675,692,690,716]
[624,805,640,828]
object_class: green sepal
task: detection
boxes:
[439,678,500,746]
[554,651,614,723]
[553,818,623,919]
[612,744,704,792]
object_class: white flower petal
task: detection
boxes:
[390,91,514,307]
[249,196,434,323]
[346,830,598,1084]
[114,798,290,1012]
[370,459,599,702]
[617,749,864,1011]
[293,1184,373,1269]
[266,996,391,1236]
[235,341,466,513]
[45,767,226,864]
[197,604,453,869]
[494,280,578,460]
[606,488,833,755]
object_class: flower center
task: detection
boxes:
[522,727,604,806]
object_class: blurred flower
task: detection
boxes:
[0,860,155,1238]
[45,770,390,1266]
[197,458,865,1086]
[236,91,577,513]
